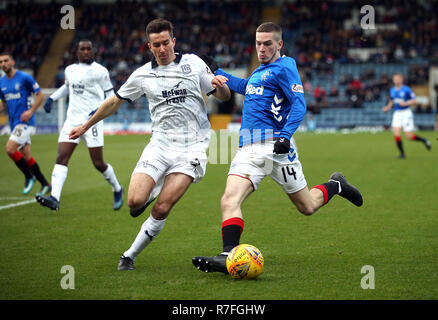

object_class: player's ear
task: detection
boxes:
[278,39,283,51]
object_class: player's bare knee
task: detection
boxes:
[5,145,16,155]
[297,204,316,216]
[127,195,144,209]
[152,201,171,219]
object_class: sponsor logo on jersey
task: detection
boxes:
[162,87,188,104]
[72,83,85,94]
[246,84,264,95]
[4,92,21,100]
[173,80,183,89]
[291,84,304,93]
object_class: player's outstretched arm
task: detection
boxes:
[199,54,248,95]
[69,95,124,139]
[44,84,69,113]
[211,75,231,101]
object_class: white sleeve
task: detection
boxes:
[50,84,69,101]
[99,68,114,92]
[196,56,215,95]
[116,71,144,102]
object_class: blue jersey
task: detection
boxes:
[390,85,416,111]
[0,70,41,130]
[216,56,306,146]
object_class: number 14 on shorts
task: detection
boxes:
[281,166,297,182]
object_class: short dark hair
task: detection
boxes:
[256,22,282,41]
[78,39,93,47]
[146,18,174,41]
[0,52,14,59]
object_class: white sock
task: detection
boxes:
[123,214,166,260]
[102,163,121,192]
[51,164,68,201]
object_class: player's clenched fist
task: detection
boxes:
[211,75,228,88]
[69,125,87,140]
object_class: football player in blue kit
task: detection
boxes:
[382,73,431,158]
[0,53,51,195]
[192,22,363,274]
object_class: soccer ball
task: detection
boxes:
[226,244,264,279]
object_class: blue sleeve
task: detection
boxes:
[24,74,41,94]
[406,86,416,100]
[277,60,306,139]
[215,68,248,96]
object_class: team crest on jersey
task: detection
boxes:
[181,64,191,74]
[261,69,272,81]
[15,83,20,91]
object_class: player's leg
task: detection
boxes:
[19,144,51,196]
[220,175,253,251]
[119,173,193,270]
[5,138,35,194]
[393,127,405,158]
[404,131,431,151]
[401,108,431,150]
[6,125,39,194]
[88,146,123,210]
[127,172,156,213]
[271,154,362,214]
[391,110,406,158]
[289,172,363,214]
[36,142,76,210]
[118,172,160,270]
[192,175,254,274]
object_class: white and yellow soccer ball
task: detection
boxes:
[226,244,264,279]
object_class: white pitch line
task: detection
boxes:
[0,197,31,201]
[0,199,36,211]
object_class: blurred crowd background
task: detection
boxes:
[1,0,437,131]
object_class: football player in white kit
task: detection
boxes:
[382,73,431,158]
[36,40,124,211]
[69,19,231,271]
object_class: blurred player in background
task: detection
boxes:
[36,40,123,211]
[382,73,431,158]
[0,53,51,195]
[192,22,363,274]
[69,19,231,271]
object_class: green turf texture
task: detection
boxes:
[0,131,437,300]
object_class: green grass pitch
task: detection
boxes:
[0,131,437,300]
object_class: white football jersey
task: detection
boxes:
[116,51,215,148]
[65,61,113,125]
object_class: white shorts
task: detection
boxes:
[59,120,104,148]
[132,137,208,184]
[228,139,307,194]
[391,108,415,132]
[9,124,36,148]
